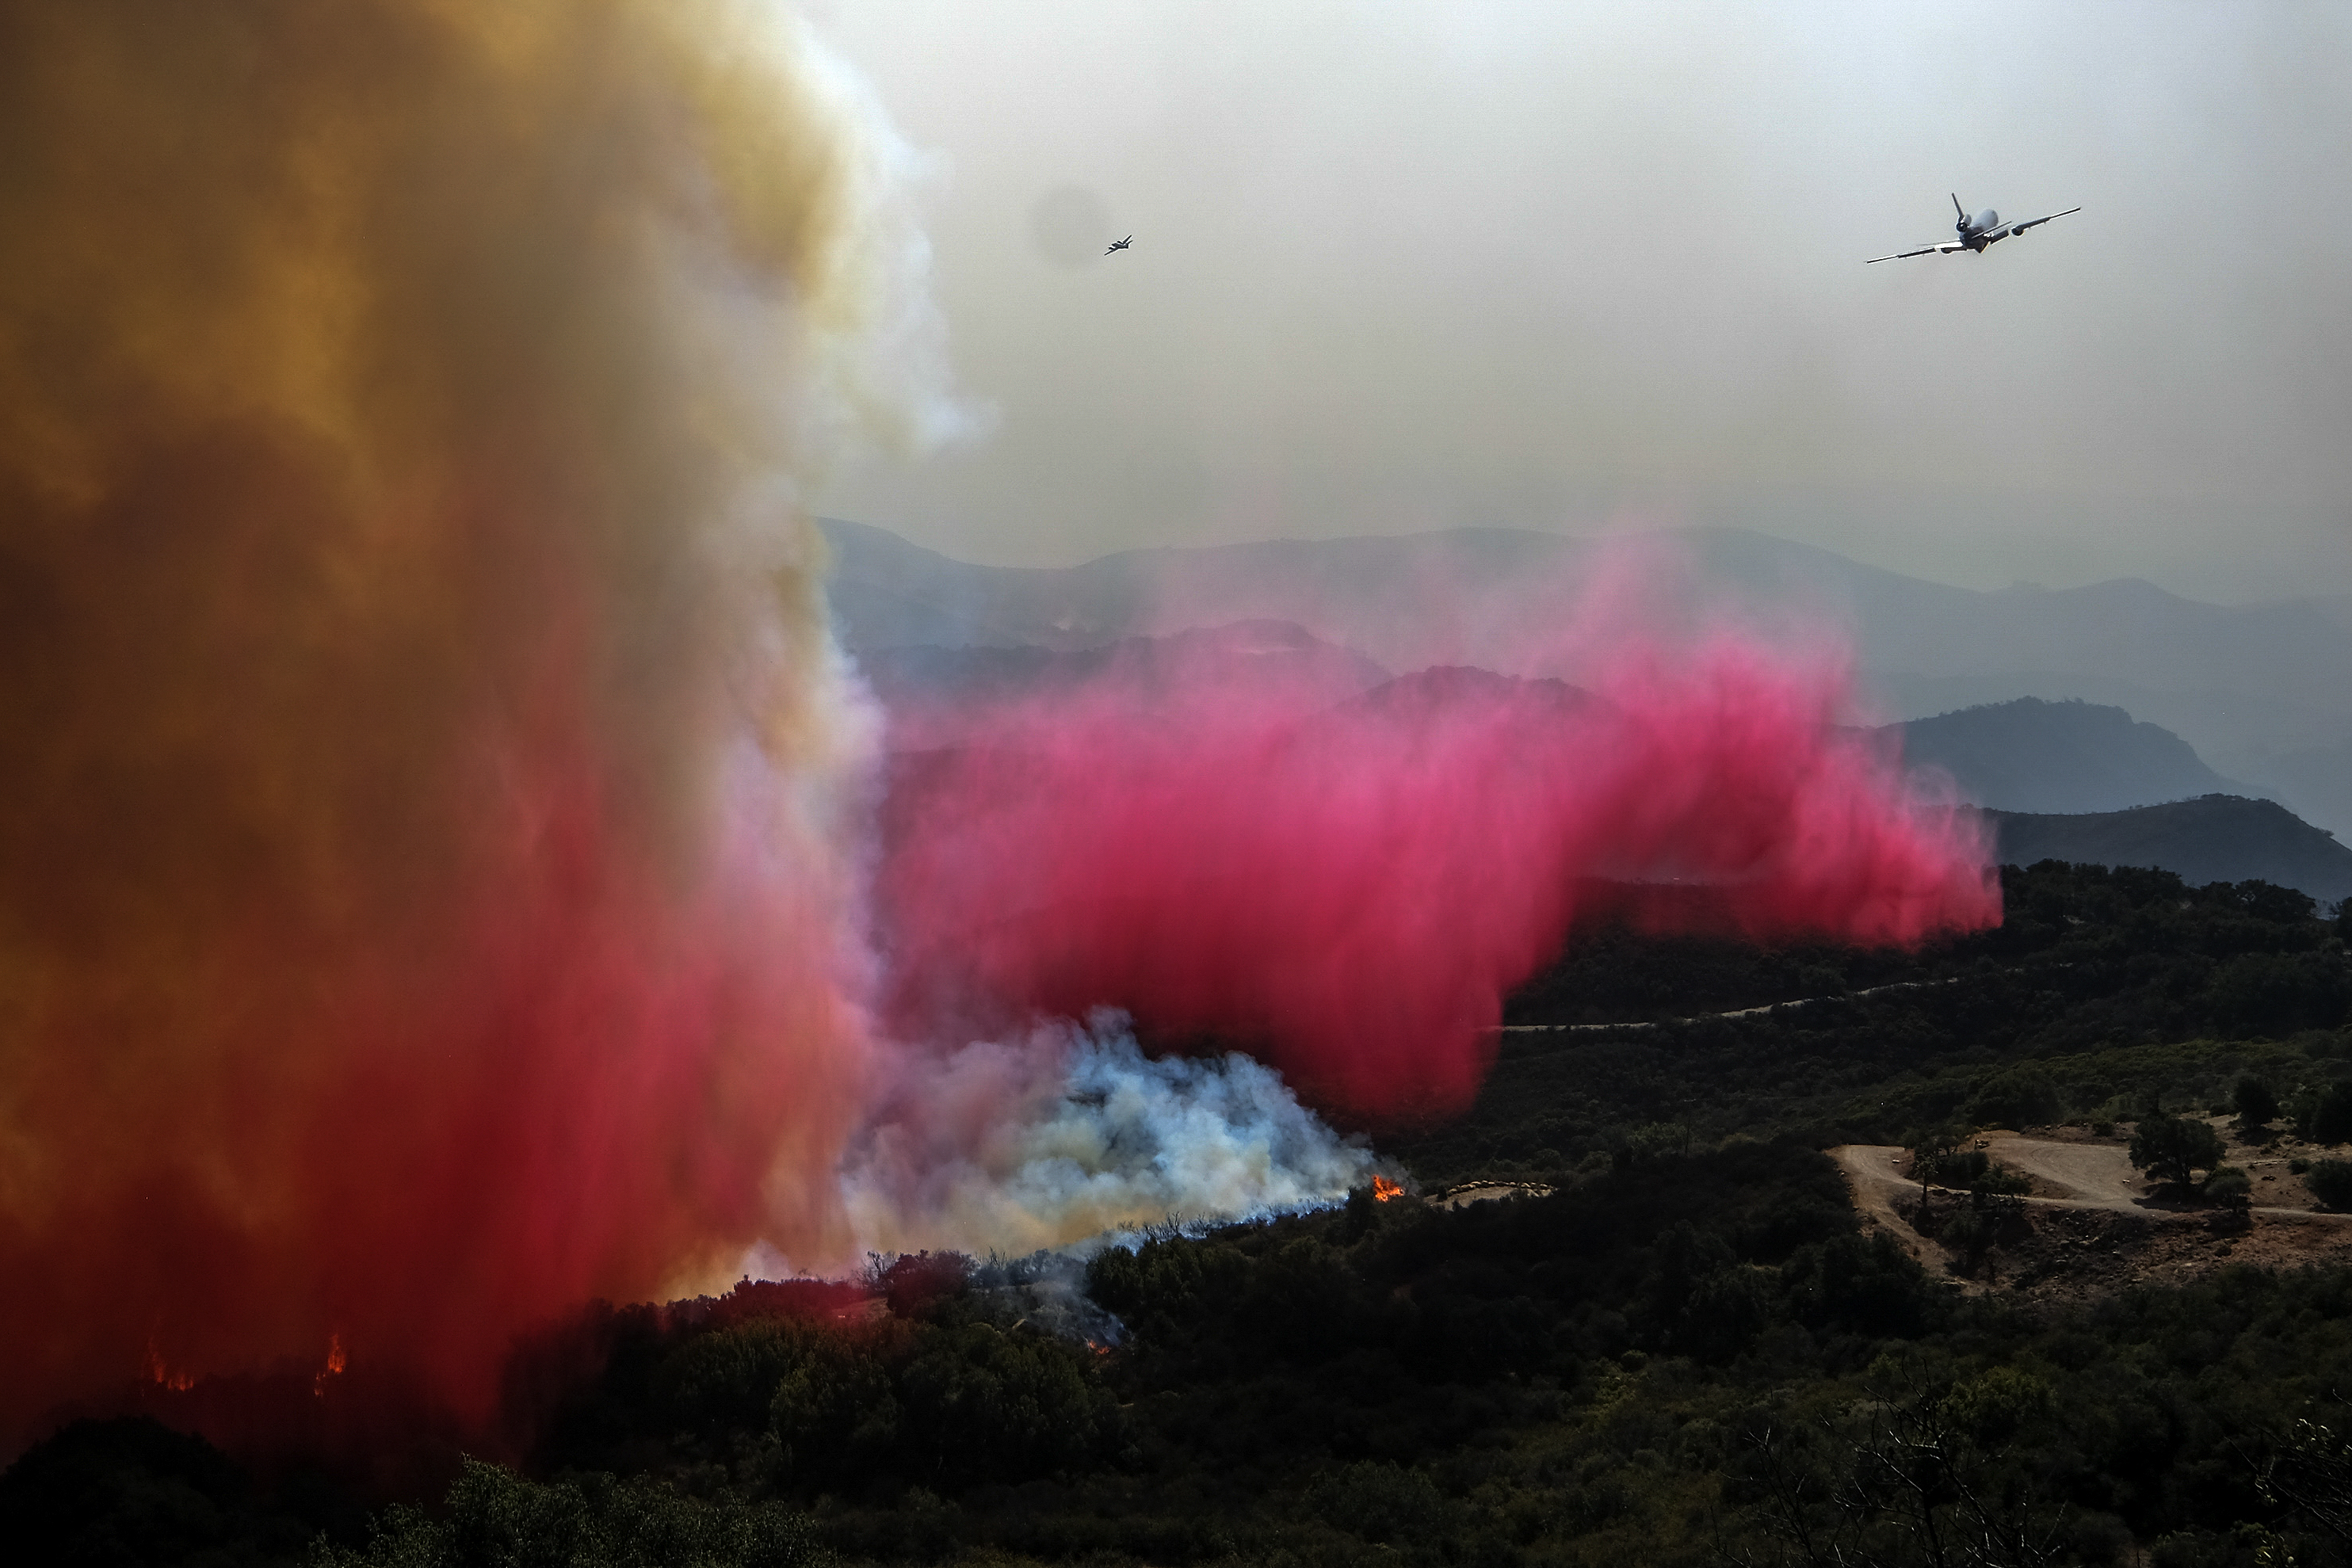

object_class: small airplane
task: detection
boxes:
[1105,235,1132,254]
[1866,194,2080,264]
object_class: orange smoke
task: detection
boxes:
[0,0,913,1449]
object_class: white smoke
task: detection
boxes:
[827,1011,1389,1261]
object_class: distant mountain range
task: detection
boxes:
[821,517,2352,841]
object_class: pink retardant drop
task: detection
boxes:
[873,635,1999,1118]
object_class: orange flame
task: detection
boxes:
[1371,1175,1404,1203]
[145,1339,195,1392]
[314,1332,346,1397]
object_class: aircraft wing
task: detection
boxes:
[2003,205,2082,236]
[1865,241,1964,264]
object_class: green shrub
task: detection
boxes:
[2202,1166,2251,1207]
[2209,952,2352,1038]
[1780,1231,1930,1338]
[1942,1208,1999,1255]
[1940,1366,2054,1445]
[1968,1068,2065,1130]
[2233,1074,2281,1127]
[1970,1162,2032,1202]
[1303,1461,1450,1545]
[2305,1160,2352,1210]
[2307,1084,2352,1144]
[893,1322,1124,1488]
[769,1333,902,1487]
[312,1459,828,1568]
[657,1319,819,1436]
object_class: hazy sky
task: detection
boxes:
[808,1,2352,603]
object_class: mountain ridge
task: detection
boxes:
[1988,795,2352,903]
[823,517,2352,837]
[1890,696,2246,816]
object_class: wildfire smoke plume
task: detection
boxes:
[833,1015,1396,1262]
[0,0,930,1447]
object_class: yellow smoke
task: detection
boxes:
[0,0,920,1439]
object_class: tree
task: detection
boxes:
[2309,1084,2352,1146]
[1968,1068,2065,1131]
[2234,1074,2281,1131]
[2209,952,2352,1036]
[1727,1360,2070,1568]
[2307,1160,2352,1211]
[2129,1112,2227,1188]
[1905,1127,1968,1215]
[2257,1414,2352,1547]
[2203,1165,2252,1211]
[894,1322,1122,1487]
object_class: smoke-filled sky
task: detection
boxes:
[810,0,2352,604]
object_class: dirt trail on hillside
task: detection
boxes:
[1835,1139,2194,1224]
[1834,1145,1920,1216]
[1831,1137,2352,1301]
[1831,1145,1959,1277]
[1976,1142,2342,1222]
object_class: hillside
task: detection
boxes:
[1988,793,2352,902]
[1890,696,2239,813]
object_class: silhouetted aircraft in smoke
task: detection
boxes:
[1866,193,2079,264]
[1105,235,1132,254]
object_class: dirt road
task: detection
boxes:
[1835,1144,1922,1216]
[1497,975,1968,1033]
[1834,1137,2352,1222]
[1831,1145,1956,1276]
[1985,1136,2152,1209]
[1832,1136,2352,1298]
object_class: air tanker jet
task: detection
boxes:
[1866,194,2079,264]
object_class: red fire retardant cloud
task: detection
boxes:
[875,640,1999,1115]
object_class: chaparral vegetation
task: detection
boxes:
[9,861,2352,1568]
